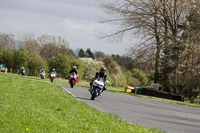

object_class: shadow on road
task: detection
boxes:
[76,96,92,101]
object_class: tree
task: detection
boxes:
[102,56,119,74]
[132,69,148,86]
[112,54,136,71]
[86,48,94,58]
[13,45,29,73]
[23,34,41,55]
[94,51,106,58]
[99,0,200,97]
[0,33,15,49]
[38,34,71,59]
[78,48,87,57]
[98,0,163,84]
[124,71,141,87]
[2,47,14,72]
[28,54,48,76]
[48,54,71,78]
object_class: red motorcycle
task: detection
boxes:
[68,72,78,88]
[50,72,56,82]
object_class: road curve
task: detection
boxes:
[58,84,200,133]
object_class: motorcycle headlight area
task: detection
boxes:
[93,82,104,88]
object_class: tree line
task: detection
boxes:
[0,32,151,88]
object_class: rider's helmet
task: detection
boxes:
[100,66,106,74]
[72,66,77,70]
[53,68,55,72]
[22,67,24,69]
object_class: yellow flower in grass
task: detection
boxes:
[26,128,30,131]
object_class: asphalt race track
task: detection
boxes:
[58,84,200,133]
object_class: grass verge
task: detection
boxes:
[5,73,200,108]
[0,73,163,133]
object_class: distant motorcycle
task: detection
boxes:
[68,72,78,88]
[20,70,25,76]
[50,72,56,82]
[40,72,45,79]
[90,77,105,100]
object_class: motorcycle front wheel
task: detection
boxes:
[71,80,75,88]
[91,89,96,100]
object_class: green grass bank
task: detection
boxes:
[0,73,163,133]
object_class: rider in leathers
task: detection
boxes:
[89,67,108,93]
[69,66,79,79]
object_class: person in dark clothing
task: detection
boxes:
[69,66,79,78]
[50,68,56,77]
[89,67,108,93]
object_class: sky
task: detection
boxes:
[0,0,132,55]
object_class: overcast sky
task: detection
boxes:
[0,0,132,55]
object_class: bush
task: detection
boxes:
[132,69,148,86]
[49,54,85,79]
[80,58,104,81]
[28,54,48,76]
[108,71,126,88]
[48,54,71,79]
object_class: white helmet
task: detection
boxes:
[73,66,77,69]
[53,68,55,71]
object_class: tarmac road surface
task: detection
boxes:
[58,84,200,133]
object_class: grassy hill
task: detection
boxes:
[0,73,163,133]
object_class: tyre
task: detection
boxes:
[71,80,75,88]
[91,89,96,100]
[51,78,54,82]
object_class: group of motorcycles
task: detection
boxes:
[41,71,78,88]
[40,70,106,100]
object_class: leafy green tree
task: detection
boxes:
[0,49,3,63]
[132,69,148,86]
[48,54,71,78]
[28,54,48,76]
[13,45,29,73]
[2,47,14,72]
[48,54,84,79]
[69,57,85,80]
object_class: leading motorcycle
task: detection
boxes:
[90,77,105,100]
[68,72,78,88]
